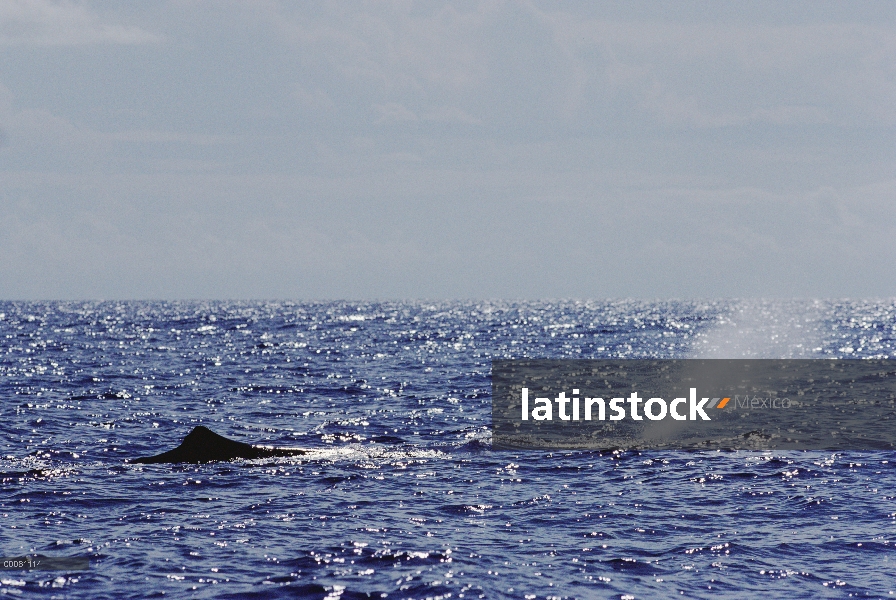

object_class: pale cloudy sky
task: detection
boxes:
[1,1,894,299]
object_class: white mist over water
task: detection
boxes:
[691,300,827,359]
[640,300,828,445]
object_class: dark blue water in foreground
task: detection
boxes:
[2,300,896,599]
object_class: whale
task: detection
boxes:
[133,426,306,464]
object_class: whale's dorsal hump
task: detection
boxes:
[133,426,305,464]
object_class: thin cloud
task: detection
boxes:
[374,102,418,124]
[106,130,236,146]
[0,0,160,45]
[7,106,236,158]
[422,105,481,125]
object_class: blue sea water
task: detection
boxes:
[1,299,895,599]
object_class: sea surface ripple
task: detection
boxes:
[1,300,895,598]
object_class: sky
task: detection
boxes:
[0,0,894,300]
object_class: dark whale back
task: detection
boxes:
[134,426,304,464]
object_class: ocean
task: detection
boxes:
[1,300,894,598]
